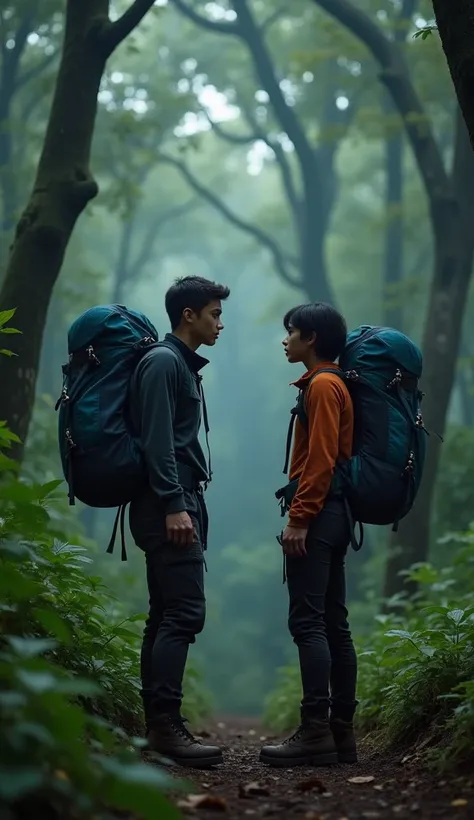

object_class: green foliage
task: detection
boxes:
[0,482,183,817]
[262,665,301,733]
[413,26,438,41]
[0,309,183,817]
[263,535,474,772]
[0,308,21,357]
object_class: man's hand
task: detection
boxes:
[165,511,195,546]
[281,524,308,557]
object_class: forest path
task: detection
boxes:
[168,716,473,819]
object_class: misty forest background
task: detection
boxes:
[1,1,474,817]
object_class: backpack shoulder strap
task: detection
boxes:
[297,367,345,428]
[282,367,345,475]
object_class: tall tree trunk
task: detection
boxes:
[0,0,156,456]
[384,110,474,599]
[302,172,337,304]
[432,0,474,152]
[457,341,474,426]
[383,97,404,330]
[0,5,37,272]
[111,217,135,304]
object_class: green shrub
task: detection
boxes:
[0,309,183,817]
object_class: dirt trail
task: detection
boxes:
[172,716,473,819]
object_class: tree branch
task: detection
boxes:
[201,108,258,145]
[129,197,200,278]
[101,0,156,56]
[159,151,300,288]
[232,0,315,169]
[238,99,302,221]
[168,0,240,35]
[312,0,450,210]
[261,5,287,34]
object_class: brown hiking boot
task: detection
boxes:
[259,718,338,767]
[330,717,357,763]
[147,714,223,768]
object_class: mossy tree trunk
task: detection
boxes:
[0,0,157,457]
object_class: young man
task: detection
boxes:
[129,275,230,767]
[260,302,358,767]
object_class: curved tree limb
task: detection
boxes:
[311,0,450,213]
[261,5,287,34]
[232,0,315,168]
[202,101,302,231]
[159,151,300,288]
[238,99,302,220]
[129,196,200,279]
[201,108,258,145]
[101,0,157,55]
[168,0,240,35]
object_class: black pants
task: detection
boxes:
[130,487,207,724]
[286,498,358,722]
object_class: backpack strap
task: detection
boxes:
[281,367,364,552]
[106,503,128,562]
[282,367,345,474]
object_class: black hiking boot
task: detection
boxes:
[147,714,223,768]
[259,718,338,767]
[330,717,357,763]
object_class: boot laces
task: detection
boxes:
[283,724,307,745]
[172,716,199,743]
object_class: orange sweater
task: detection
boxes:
[288,363,354,528]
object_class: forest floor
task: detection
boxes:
[163,716,473,820]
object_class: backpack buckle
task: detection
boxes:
[65,429,76,449]
[404,450,415,474]
[346,369,359,381]
[86,345,100,366]
[387,368,402,389]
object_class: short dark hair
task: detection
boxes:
[165,275,230,330]
[284,302,347,361]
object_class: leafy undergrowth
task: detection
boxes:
[0,479,191,819]
[0,311,213,818]
[263,531,474,773]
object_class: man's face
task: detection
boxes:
[282,324,314,364]
[188,299,224,347]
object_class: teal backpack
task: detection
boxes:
[279,326,431,548]
[56,305,159,558]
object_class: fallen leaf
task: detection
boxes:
[54,770,69,781]
[239,782,270,798]
[451,799,468,807]
[305,813,323,820]
[177,794,227,811]
[348,775,376,784]
[296,776,328,794]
